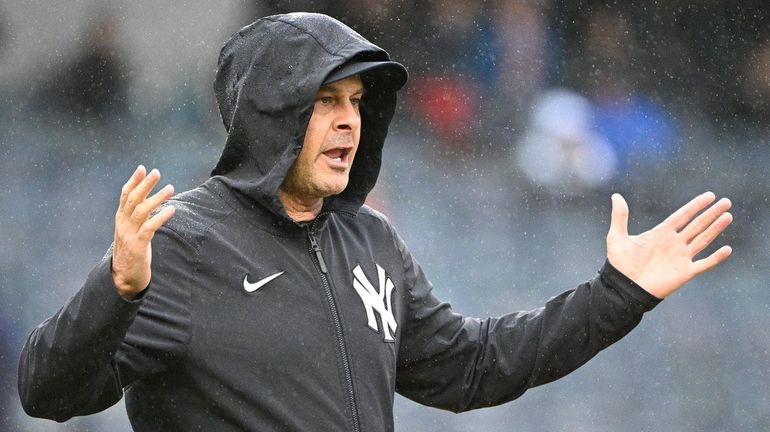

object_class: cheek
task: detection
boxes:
[301,131,323,163]
[350,134,361,163]
[302,116,330,156]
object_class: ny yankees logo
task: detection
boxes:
[352,264,397,342]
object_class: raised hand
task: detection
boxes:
[112,166,175,300]
[606,192,733,299]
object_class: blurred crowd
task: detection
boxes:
[1,1,769,431]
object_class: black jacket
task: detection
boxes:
[18,13,661,432]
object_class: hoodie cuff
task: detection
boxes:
[599,259,662,312]
[85,257,145,321]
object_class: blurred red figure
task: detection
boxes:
[410,76,477,146]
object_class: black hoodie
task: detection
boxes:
[18,13,660,432]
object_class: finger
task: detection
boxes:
[692,245,732,276]
[681,197,732,243]
[138,205,176,241]
[608,193,629,238]
[124,168,161,222]
[688,212,733,256]
[132,184,174,225]
[662,191,716,231]
[118,165,146,212]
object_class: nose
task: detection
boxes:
[333,100,361,132]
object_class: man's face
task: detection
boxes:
[281,75,363,202]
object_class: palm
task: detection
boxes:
[606,193,733,299]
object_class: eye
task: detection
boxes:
[350,97,362,107]
[318,96,333,105]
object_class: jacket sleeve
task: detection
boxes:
[18,227,194,422]
[393,233,661,413]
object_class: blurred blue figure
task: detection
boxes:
[577,8,680,175]
[592,94,678,171]
[423,1,500,89]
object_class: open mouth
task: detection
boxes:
[322,147,351,165]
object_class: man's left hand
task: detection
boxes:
[606,192,733,299]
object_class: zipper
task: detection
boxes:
[309,233,328,274]
[307,219,361,432]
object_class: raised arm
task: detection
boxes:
[18,166,175,420]
[396,192,732,412]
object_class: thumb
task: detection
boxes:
[608,193,629,238]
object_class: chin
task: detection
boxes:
[318,178,350,197]
[328,183,349,196]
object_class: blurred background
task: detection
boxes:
[1,0,769,431]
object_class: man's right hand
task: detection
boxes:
[112,166,176,300]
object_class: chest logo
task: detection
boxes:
[352,264,397,342]
[243,271,285,293]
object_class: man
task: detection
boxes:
[18,12,732,432]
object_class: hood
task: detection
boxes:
[211,12,404,221]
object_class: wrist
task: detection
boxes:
[111,265,148,301]
[113,277,139,300]
[605,257,663,299]
[600,260,663,311]
[116,286,139,301]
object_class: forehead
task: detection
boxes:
[318,75,364,93]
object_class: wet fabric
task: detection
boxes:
[18,12,661,432]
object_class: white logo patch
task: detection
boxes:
[243,271,285,293]
[352,264,397,342]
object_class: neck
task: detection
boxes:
[278,189,323,222]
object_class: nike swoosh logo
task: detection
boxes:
[243,271,285,293]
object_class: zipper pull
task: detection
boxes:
[308,233,328,274]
